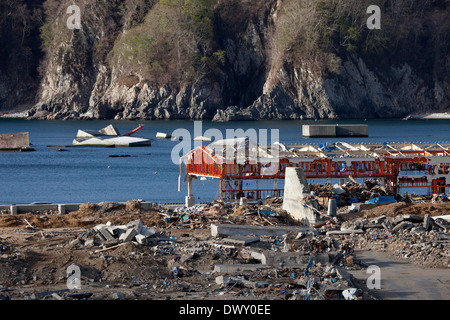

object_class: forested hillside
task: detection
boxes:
[0,0,448,120]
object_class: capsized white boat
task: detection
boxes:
[76,124,120,138]
[72,136,151,147]
[72,125,150,147]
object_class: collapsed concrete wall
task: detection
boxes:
[283,167,321,225]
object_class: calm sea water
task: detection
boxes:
[0,118,449,205]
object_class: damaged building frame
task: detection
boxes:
[180,139,450,208]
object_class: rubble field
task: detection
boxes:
[0,199,448,301]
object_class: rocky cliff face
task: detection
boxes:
[1,0,448,120]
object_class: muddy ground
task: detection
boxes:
[0,201,449,301]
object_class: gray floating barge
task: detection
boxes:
[302,124,368,137]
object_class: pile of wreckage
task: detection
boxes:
[325,213,450,268]
[309,179,450,207]
[54,197,448,300]
[74,219,162,251]
[159,200,288,230]
[66,216,375,300]
[309,179,396,208]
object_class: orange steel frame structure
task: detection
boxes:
[182,143,450,200]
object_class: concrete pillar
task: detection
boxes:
[186,175,195,207]
[256,180,259,199]
[187,176,193,197]
[240,197,247,206]
[10,205,17,215]
[220,179,226,200]
[327,199,337,217]
[237,180,243,199]
[185,196,195,207]
[58,204,66,215]
[273,178,278,196]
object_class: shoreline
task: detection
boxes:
[2,111,450,121]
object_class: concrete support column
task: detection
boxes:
[58,204,66,215]
[220,179,226,200]
[185,196,195,207]
[237,180,243,199]
[10,205,17,215]
[187,175,193,197]
[185,175,195,207]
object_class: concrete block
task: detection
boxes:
[215,275,233,285]
[403,214,423,223]
[423,214,431,230]
[119,228,137,243]
[370,215,386,224]
[103,239,119,247]
[215,275,268,289]
[0,132,30,150]
[222,235,260,246]
[99,227,115,241]
[140,226,156,238]
[393,214,423,224]
[126,220,143,233]
[84,239,95,247]
[211,223,311,238]
[250,250,329,266]
[93,224,107,232]
[135,234,147,245]
[239,197,248,205]
[107,226,126,237]
[392,221,414,233]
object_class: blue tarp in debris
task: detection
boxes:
[319,142,336,152]
[365,196,396,204]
